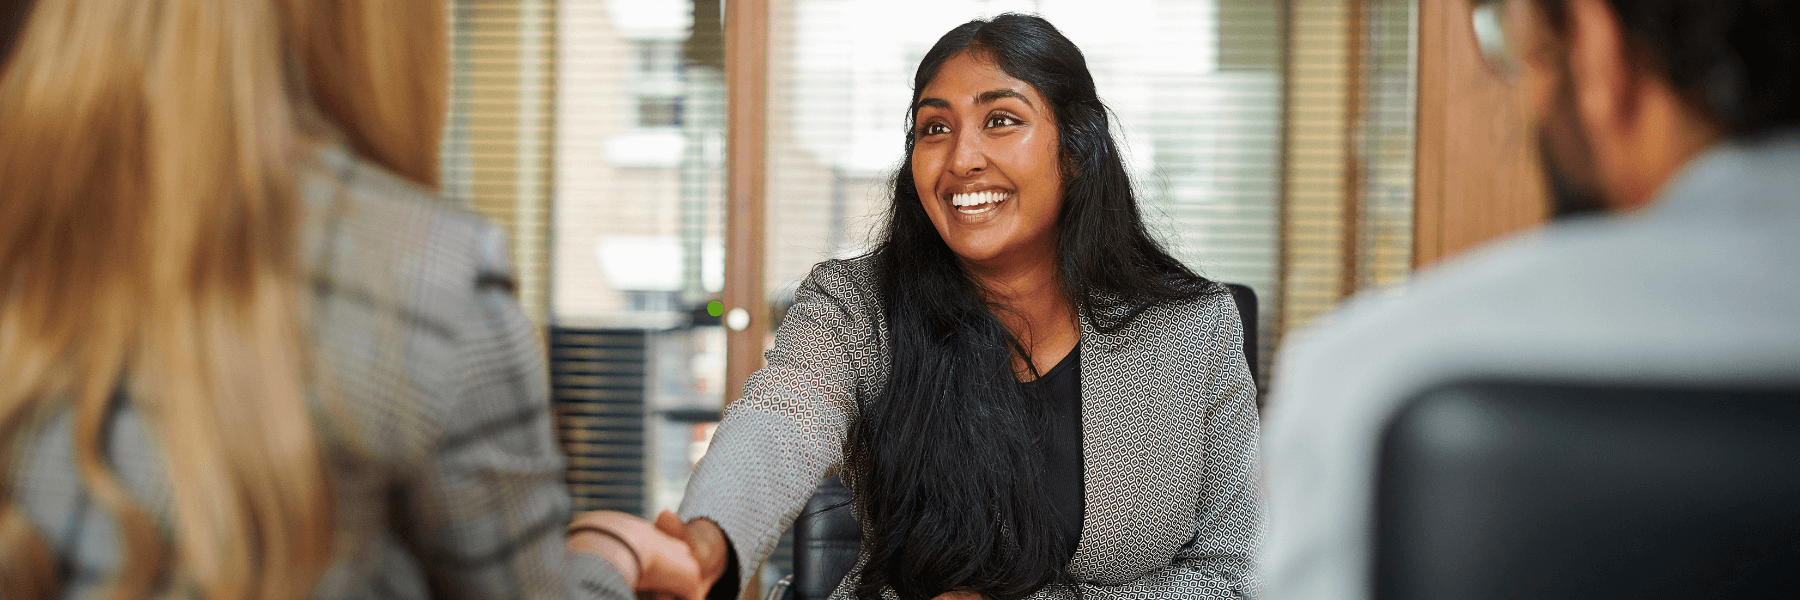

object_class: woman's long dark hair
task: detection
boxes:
[837,13,1217,600]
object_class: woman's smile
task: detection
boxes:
[949,189,1012,215]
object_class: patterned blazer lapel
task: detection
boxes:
[1066,303,1210,583]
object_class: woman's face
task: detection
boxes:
[911,50,1064,270]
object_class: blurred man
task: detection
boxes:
[1260,0,1800,599]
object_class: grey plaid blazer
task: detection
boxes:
[679,258,1263,599]
[8,145,628,600]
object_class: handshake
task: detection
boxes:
[566,510,732,600]
[567,511,988,600]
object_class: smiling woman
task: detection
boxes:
[910,49,1076,376]
[658,13,1263,600]
[911,55,1065,263]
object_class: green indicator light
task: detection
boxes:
[706,300,724,317]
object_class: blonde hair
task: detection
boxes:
[0,0,445,598]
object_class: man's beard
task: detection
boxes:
[1540,135,1608,218]
[1537,65,1609,218]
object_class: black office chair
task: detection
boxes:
[766,284,1260,600]
[1376,381,1800,600]
[762,475,859,600]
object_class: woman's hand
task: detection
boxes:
[654,511,732,592]
[568,510,707,600]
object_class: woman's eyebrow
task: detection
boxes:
[976,88,1031,107]
[915,97,950,111]
[913,89,1033,113]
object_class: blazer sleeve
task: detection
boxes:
[387,217,634,600]
[1051,293,1264,599]
[679,261,875,596]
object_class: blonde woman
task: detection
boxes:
[0,1,700,599]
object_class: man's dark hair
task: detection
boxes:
[832,12,1217,600]
[1534,0,1800,138]
[1,0,34,70]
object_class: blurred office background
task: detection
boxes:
[438,0,1536,582]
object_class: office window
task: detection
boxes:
[638,96,686,127]
[442,0,555,323]
[1281,0,1416,350]
[765,0,1287,375]
[1358,0,1417,288]
[635,40,686,76]
[626,290,684,313]
[550,0,728,522]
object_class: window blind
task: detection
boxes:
[444,0,556,324]
[1278,0,1415,351]
[1357,0,1417,289]
[1282,0,1357,341]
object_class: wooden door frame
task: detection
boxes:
[1414,0,1548,267]
[724,0,770,407]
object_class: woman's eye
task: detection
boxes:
[918,122,949,136]
[985,114,1019,128]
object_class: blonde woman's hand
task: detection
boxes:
[568,510,707,600]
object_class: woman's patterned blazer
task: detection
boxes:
[679,256,1263,600]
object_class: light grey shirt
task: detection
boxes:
[1260,131,1800,600]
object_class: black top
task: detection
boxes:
[1023,343,1085,558]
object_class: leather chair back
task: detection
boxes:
[789,475,860,600]
[1223,283,1259,389]
[1376,381,1800,600]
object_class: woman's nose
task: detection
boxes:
[948,129,986,176]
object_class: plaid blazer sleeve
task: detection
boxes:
[373,198,631,600]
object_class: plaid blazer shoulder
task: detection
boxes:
[8,145,628,600]
[679,256,1263,600]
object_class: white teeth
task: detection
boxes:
[950,191,1009,208]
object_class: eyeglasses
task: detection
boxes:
[1470,0,1520,77]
